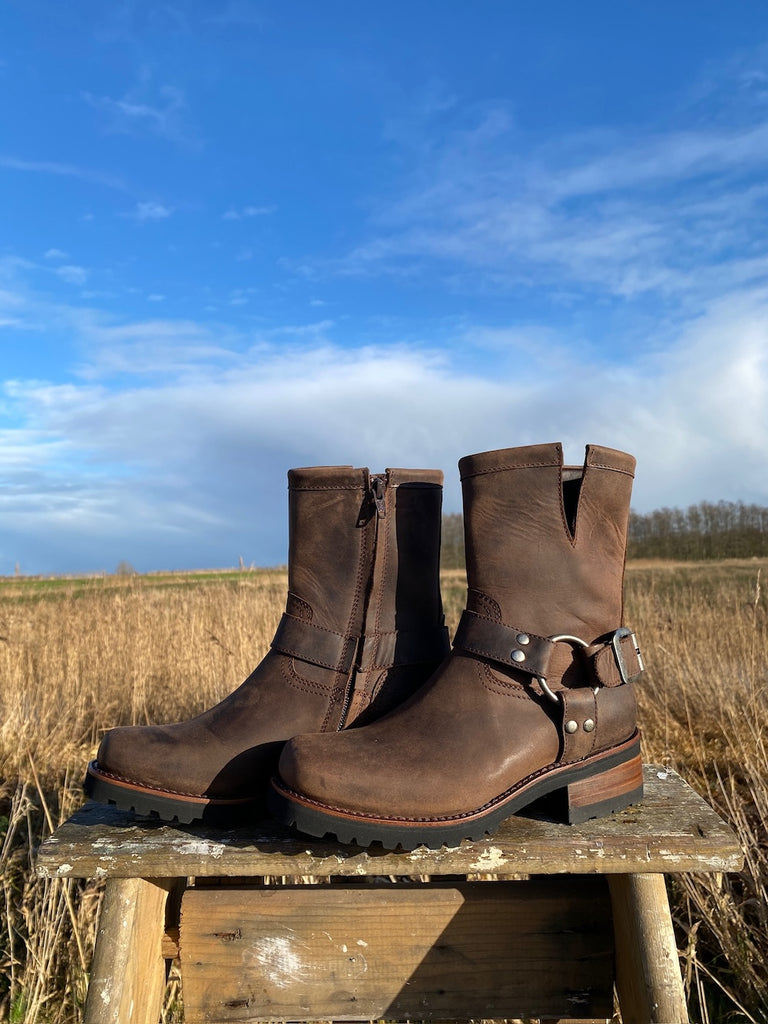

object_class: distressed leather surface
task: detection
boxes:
[94,466,449,800]
[278,442,641,819]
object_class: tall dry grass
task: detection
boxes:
[0,562,765,1022]
[0,572,286,1023]
[626,562,768,1023]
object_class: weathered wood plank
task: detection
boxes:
[37,766,743,879]
[609,873,689,1024]
[179,878,614,1022]
[84,877,174,1024]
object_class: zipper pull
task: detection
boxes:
[370,475,387,518]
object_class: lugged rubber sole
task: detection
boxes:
[83,761,259,825]
[268,732,644,850]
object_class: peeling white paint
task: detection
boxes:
[243,933,311,990]
[469,846,507,872]
[56,863,72,876]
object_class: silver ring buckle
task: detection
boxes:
[536,633,589,704]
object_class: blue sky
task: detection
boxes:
[2,2,768,574]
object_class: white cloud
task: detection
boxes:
[223,205,275,220]
[0,287,26,310]
[82,69,196,147]
[317,92,768,312]
[243,205,275,217]
[63,310,240,378]
[2,287,768,573]
[132,201,173,221]
[0,154,128,191]
[55,265,89,286]
[44,249,69,261]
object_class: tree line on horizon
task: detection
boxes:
[440,499,768,568]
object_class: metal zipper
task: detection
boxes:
[336,474,387,730]
[370,474,387,518]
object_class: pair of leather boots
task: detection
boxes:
[85,441,644,849]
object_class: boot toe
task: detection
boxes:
[95,725,182,792]
[278,734,333,799]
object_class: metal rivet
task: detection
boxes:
[583,718,595,732]
[565,720,578,734]
[511,649,526,663]
[516,633,530,646]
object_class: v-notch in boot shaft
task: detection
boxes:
[84,466,449,823]
[270,442,645,849]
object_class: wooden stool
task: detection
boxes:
[37,765,743,1024]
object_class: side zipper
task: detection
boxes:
[336,474,387,730]
[371,474,387,518]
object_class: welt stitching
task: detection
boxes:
[279,741,635,823]
[94,767,209,799]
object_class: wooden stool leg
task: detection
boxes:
[84,877,175,1024]
[608,873,689,1024]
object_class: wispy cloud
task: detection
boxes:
[0,154,128,191]
[82,67,198,147]
[222,205,276,220]
[2,280,768,572]
[318,75,768,312]
[65,310,241,379]
[201,2,267,28]
[130,201,174,221]
[55,265,88,286]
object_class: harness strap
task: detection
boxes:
[271,614,358,673]
[453,610,644,689]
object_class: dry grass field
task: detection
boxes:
[1,561,766,1022]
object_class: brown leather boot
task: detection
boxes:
[84,466,449,823]
[270,442,645,849]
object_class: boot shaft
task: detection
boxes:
[277,465,449,726]
[285,465,446,637]
[366,468,446,635]
[88,463,449,821]
[286,466,373,636]
[458,442,635,641]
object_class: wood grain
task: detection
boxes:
[179,878,614,1022]
[609,873,689,1024]
[36,766,743,880]
[83,876,174,1024]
